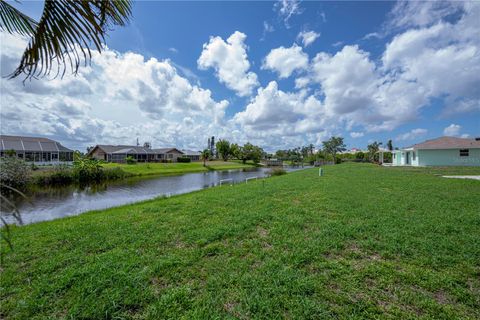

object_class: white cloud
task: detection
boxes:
[1,32,230,151]
[396,128,428,141]
[297,30,320,47]
[443,124,461,136]
[362,32,381,40]
[262,44,308,78]
[168,47,178,53]
[261,21,275,41]
[350,132,364,138]
[275,0,303,28]
[387,0,465,30]
[197,31,258,97]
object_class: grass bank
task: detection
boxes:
[102,161,256,176]
[1,164,479,319]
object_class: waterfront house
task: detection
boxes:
[0,135,74,164]
[88,145,184,163]
[181,150,201,161]
[390,136,480,166]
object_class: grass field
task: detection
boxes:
[1,164,479,319]
[102,161,256,176]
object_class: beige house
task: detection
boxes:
[88,145,184,163]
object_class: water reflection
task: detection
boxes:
[3,166,309,225]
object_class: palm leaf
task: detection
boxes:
[0,0,37,37]
[4,0,132,80]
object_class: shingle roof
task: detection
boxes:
[182,149,201,156]
[410,136,480,150]
[151,148,184,154]
[94,145,157,154]
[0,135,73,152]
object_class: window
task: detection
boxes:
[393,153,396,159]
[459,149,469,157]
[412,151,416,160]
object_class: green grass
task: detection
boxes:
[102,161,255,176]
[1,163,480,319]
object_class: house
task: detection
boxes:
[0,135,74,164]
[87,145,184,163]
[391,136,480,166]
[181,150,201,161]
[151,148,184,162]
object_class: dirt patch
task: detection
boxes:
[257,226,269,238]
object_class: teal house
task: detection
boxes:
[392,136,480,167]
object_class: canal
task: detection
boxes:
[3,166,309,224]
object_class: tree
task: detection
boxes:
[210,136,215,158]
[216,139,230,161]
[0,0,132,80]
[322,137,346,164]
[230,143,240,159]
[387,140,393,151]
[367,141,382,162]
[242,143,263,164]
[200,149,210,167]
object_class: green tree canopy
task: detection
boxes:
[216,139,231,161]
[322,137,346,164]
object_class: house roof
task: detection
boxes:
[89,145,184,156]
[151,148,184,154]
[92,145,157,155]
[181,149,201,156]
[408,136,480,150]
[0,135,73,152]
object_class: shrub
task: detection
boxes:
[268,167,287,176]
[0,157,31,189]
[34,164,73,185]
[72,152,103,182]
[125,156,137,165]
[103,167,130,180]
[177,157,191,163]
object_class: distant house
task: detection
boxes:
[181,150,201,161]
[87,145,184,163]
[391,136,480,166]
[0,135,74,163]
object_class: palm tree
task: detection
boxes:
[201,149,210,167]
[0,0,132,80]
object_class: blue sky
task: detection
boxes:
[1,0,479,151]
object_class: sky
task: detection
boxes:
[1,0,479,152]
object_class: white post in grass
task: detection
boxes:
[319,168,323,176]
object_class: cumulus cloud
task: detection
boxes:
[396,128,428,141]
[297,30,320,47]
[197,31,258,97]
[262,44,308,78]
[443,124,461,136]
[1,32,230,151]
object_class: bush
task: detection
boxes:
[103,167,130,180]
[125,156,137,165]
[72,153,103,182]
[268,167,287,176]
[0,157,31,189]
[34,164,73,185]
[177,157,191,163]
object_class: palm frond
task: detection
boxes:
[0,0,37,37]
[6,0,132,80]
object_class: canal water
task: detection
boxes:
[3,166,309,225]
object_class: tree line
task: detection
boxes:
[201,139,264,166]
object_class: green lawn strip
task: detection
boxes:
[102,161,255,177]
[1,163,479,319]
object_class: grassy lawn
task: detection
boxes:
[102,161,256,176]
[1,163,479,319]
